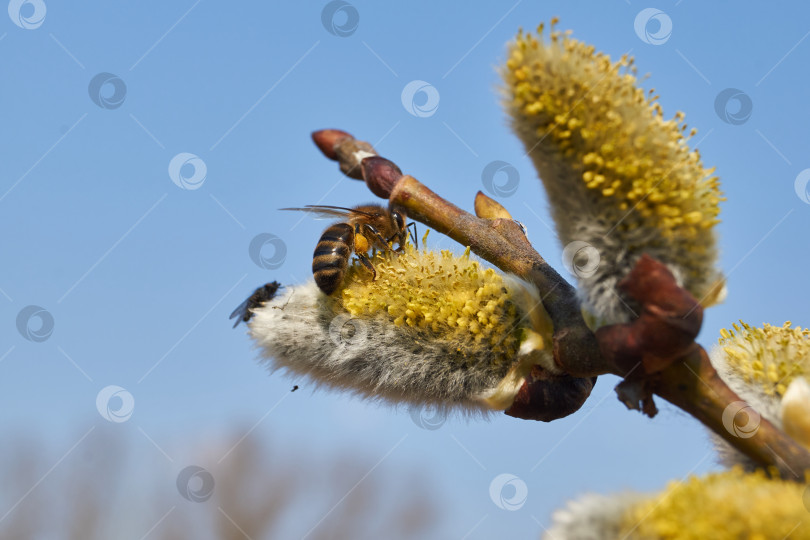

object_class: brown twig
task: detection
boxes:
[353,150,604,377]
[310,128,810,478]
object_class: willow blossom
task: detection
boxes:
[501,19,725,325]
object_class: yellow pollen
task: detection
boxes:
[340,243,533,364]
[718,321,810,396]
[620,467,810,539]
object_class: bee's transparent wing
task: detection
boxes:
[280,205,374,220]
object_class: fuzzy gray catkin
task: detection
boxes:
[247,248,556,412]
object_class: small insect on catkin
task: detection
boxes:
[247,245,556,412]
[708,321,810,468]
[501,20,725,325]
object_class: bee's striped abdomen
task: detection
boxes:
[312,222,354,295]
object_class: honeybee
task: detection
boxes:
[281,204,411,295]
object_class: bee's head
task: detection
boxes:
[392,209,406,232]
[390,208,409,247]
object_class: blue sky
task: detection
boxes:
[2,1,810,538]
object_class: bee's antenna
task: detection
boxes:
[407,222,418,246]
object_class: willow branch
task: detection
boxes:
[310,129,810,478]
[312,130,605,378]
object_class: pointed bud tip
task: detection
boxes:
[361,156,403,199]
[311,129,353,161]
[474,191,512,220]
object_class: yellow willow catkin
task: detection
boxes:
[709,321,810,466]
[247,245,554,411]
[620,468,810,540]
[545,468,810,540]
[717,321,810,397]
[341,246,546,364]
[501,20,725,324]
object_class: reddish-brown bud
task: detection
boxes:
[596,254,703,377]
[311,129,353,161]
[361,156,403,199]
[505,367,596,422]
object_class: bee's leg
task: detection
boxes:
[363,224,394,252]
[356,253,377,281]
[383,225,414,252]
[386,230,406,252]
